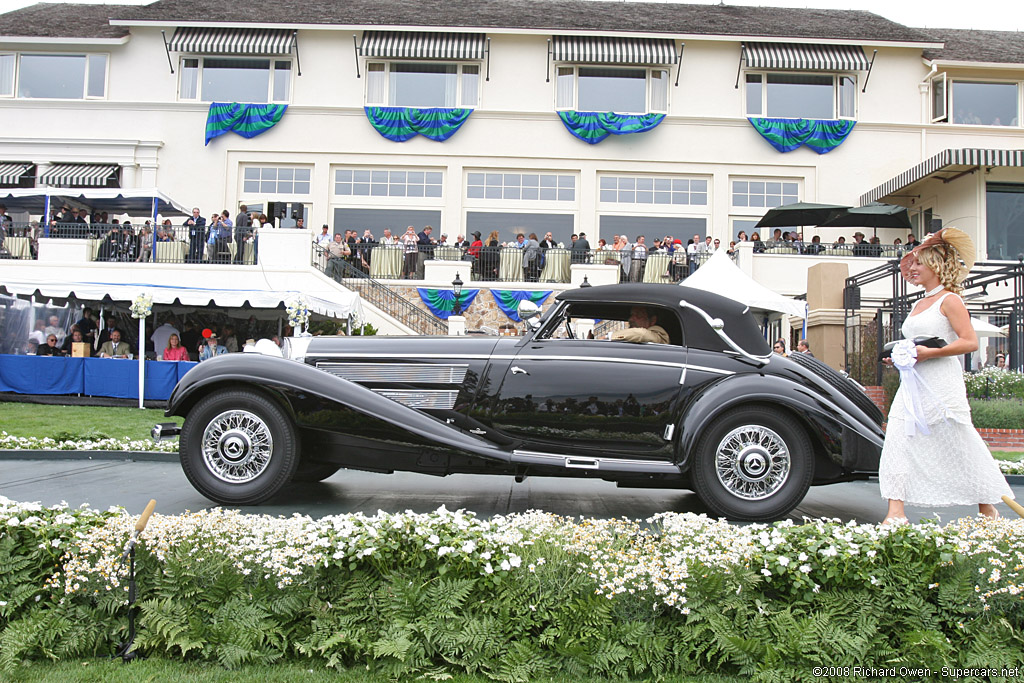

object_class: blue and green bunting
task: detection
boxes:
[205,103,288,145]
[491,290,552,322]
[365,107,473,142]
[747,118,855,154]
[417,288,480,319]
[557,111,665,144]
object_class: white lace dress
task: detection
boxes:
[879,293,1014,506]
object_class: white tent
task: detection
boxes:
[1,278,361,321]
[971,318,1007,338]
[680,249,806,318]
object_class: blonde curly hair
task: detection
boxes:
[914,243,965,294]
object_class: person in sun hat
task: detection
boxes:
[198,332,228,361]
[879,227,1012,524]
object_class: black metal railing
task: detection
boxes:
[313,243,447,335]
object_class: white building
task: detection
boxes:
[1,1,1023,302]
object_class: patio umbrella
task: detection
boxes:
[972,318,1007,338]
[816,202,912,237]
[754,202,850,229]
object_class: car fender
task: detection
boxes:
[167,354,511,462]
[677,373,884,465]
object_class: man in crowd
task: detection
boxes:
[199,333,228,361]
[540,231,557,250]
[795,339,814,357]
[99,329,132,358]
[96,315,119,350]
[184,207,206,263]
[43,315,66,346]
[316,224,332,248]
[612,306,669,344]
[36,334,65,356]
[151,316,179,356]
[631,235,647,281]
[571,231,590,263]
[325,232,351,279]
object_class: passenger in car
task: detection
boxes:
[611,306,669,344]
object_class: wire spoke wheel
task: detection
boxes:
[714,425,791,501]
[200,409,274,483]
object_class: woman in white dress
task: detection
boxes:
[880,227,1013,523]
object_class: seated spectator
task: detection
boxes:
[832,235,847,249]
[852,232,872,257]
[157,219,174,241]
[804,235,824,255]
[221,324,239,353]
[28,319,47,345]
[44,315,66,345]
[36,334,65,356]
[750,232,766,254]
[161,333,190,361]
[99,329,132,358]
[199,333,228,361]
[61,327,84,355]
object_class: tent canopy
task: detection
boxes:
[1,278,361,321]
[0,187,189,218]
[680,249,806,318]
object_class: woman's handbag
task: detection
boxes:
[879,336,947,361]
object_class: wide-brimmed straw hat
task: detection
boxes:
[899,227,975,283]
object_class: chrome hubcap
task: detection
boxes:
[714,425,790,501]
[201,410,273,483]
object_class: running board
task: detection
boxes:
[511,449,681,474]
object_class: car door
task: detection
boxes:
[488,334,686,460]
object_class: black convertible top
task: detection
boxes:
[557,283,770,354]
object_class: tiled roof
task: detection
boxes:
[921,29,1024,64]
[0,3,131,40]
[104,0,936,44]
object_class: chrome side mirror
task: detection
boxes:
[518,300,541,321]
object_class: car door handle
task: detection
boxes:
[511,366,529,375]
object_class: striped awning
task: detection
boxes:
[861,148,1024,204]
[744,42,869,71]
[552,36,676,65]
[167,27,296,56]
[0,162,32,185]
[38,164,119,188]
[361,31,486,60]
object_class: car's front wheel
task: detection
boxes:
[690,406,813,521]
[179,388,300,505]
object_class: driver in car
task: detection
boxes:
[611,306,669,344]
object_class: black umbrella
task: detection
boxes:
[817,202,912,237]
[754,202,850,229]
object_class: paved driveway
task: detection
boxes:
[2,454,1020,524]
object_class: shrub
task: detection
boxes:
[969,398,1024,430]
[965,368,1024,400]
[1,498,1023,679]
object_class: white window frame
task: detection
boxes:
[364,60,481,108]
[332,166,446,206]
[597,174,710,209]
[466,171,577,203]
[178,55,292,103]
[2,52,108,100]
[730,177,802,212]
[554,65,669,114]
[938,77,1022,127]
[744,71,857,120]
[240,165,312,197]
[930,72,947,123]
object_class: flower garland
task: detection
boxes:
[286,295,310,329]
[129,293,153,320]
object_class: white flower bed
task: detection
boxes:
[0,431,177,453]
[1000,460,1024,475]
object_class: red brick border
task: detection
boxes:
[863,386,1024,450]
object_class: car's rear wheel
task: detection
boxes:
[691,406,813,521]
[179,388,299,505]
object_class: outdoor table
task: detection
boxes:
[4,236,30,258]
[643,253,673,283]
[155,241,187,263]
[228,241,256,264]
[369,246,402,279]
[539,249,570,283]
[434,246,463,261]
[594,250,620,264]
[498,248,524,281]
[0,354,197,401]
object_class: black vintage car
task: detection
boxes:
[159,284,884,521]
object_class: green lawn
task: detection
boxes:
[993,451,1024,461]
[11,658,744,682]
[0,402,180,441]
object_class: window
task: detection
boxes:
[745,73,855,119]
[599,176,707,206]
[334,168,443,198]
[9,53,107,99]
[986,184,1024,260]
[467,173,575,202]
[243,167,311,195]
[365,62,479,107]
[732,179,799,208]
[466,211,575,245]
[951,81,1018,126]
[180,57,291,103]
[555,66,669,114]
